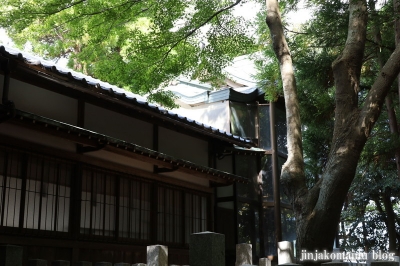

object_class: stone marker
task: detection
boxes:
[28,260,47,266]
[0,245,23,266]
[52,261,70,266]
[236,244,252,266]
[332,248,343,263]
[147,245,168,266]
[114,263,130,266]
[367,253,374,266]
[190,231,225,266]
[259,258,271,266]
[95,262,112,266]
[322,262,351,266]
[74,262,92,266]
[277,241,294,265]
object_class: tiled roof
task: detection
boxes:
[0,45,255,146]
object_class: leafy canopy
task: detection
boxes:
[0,0,259,106]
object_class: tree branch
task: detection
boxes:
[22,0,87,16]
[358,43,400,137]
[155,0,243,53]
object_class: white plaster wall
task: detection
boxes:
[85,103,153,148]
[158,127,208,166]
[171,101,230,133]
[8,78,78,125]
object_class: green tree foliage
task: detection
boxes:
[0,0,258,106]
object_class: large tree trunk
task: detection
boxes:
[265,0,400,264]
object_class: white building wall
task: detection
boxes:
[171,101,230,133]
[158,127,208,167]
[7,78,78,125]
[84,103,153,148]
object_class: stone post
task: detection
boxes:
[277,241,294,265]
[114,263,130,266]
[367,252,374,266]
[332,248,343,263]
[190,231,225,266]
[28,260,47,266]
[147,245,168,266]
[259,258,271,266]
[95,262,112,266]
[236,244,252,266]
[52,261,70,266]
[322,262,351,266]
[0,245,23,266]
[74,262,92,266]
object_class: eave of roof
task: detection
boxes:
[0,45,256,148]
[170,85,264,106]
[2,107,249,184]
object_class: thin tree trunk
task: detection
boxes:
[383,188,398,253]
[373,191,397,254]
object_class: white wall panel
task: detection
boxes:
[8,78,78,125]
[85,103,153,148]
[171,101,230,133]
[158,127,208,166]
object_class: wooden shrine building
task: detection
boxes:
[0,46,295,265]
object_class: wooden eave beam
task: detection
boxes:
[5,115,245,185]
